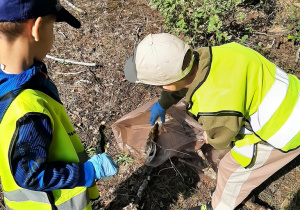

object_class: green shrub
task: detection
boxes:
[149,0,252,45]
[287,6,300,42]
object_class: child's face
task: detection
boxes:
[34,15,56,62]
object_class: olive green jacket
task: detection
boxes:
[158,47,241,150]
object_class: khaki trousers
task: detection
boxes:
[212,143,300,210]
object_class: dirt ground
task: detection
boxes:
[0,0,300,210]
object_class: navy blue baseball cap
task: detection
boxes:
[0,0,81,28]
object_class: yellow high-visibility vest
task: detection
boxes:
[187,42,300,168]
[0,89,99,209]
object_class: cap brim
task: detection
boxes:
[56,7,81,28]
[124,56,139,83]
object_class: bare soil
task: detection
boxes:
[1,0,299,210]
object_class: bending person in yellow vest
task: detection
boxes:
[123,33,300,210]
[0,1,118,209]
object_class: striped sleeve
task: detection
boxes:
[11,114,94,191]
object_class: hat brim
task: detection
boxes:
[124,55,139,83]
[56,7,81,28]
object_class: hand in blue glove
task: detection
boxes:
[149,102,166,126]
[88,153,118,179]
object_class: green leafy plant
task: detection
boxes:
[116,153,134,166]
[237,12,246,22]
[287,6,300,42]
[240,35,248,44]
[245,23,254,33]
[149,0,250,45]
[86,145,96,156]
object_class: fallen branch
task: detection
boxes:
[136,180,149,199]
[253,32,282,37]
[61,0,84,13]
[56,70,87,75]
[133,167,153,206]
[46,55,96,67]
[119,0,125,19]
[253,32,269,36]
[270,39,275,48]
[165,149,191,156]
[196,149,217,180]
[74,80,92,84]
[296,47,300,63]
[169,157,184,180]
[197,149,210,167]
[158,167,175,175]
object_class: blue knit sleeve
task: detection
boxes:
[11,114,94,191]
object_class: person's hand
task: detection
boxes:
[88,153,118,179]
[149,102,166,126]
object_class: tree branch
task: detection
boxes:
[296,47,300,64]
[46,55,96,67]
[61,0,84,13]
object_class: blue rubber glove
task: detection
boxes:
[149,102,166,126]
[88,153,118,179]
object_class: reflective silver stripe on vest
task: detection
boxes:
[3,189,51,203]
[4,189,89,210]
[248,66,289,132]
[239,126,253,135]
[57,190,89,210]
[232,144,254,158]
[240,66,300,149]
[267,93,300,148]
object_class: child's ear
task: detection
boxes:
[31,17,42,42]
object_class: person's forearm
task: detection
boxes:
[14,160,95,191]
[11,114,94,191]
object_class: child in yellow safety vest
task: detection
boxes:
[0,1,118,209]
[124,33,300,210]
